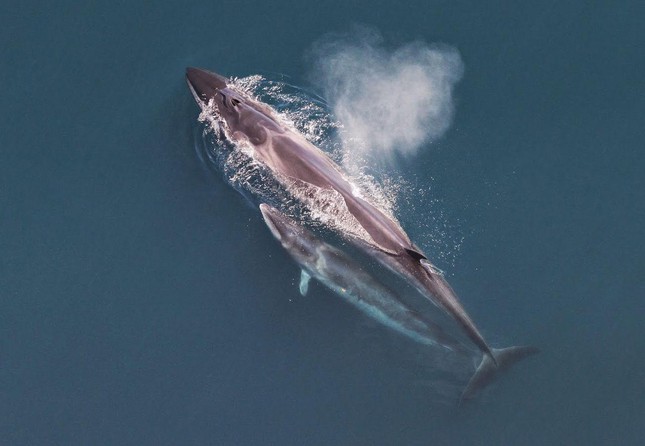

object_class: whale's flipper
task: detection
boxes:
[460,346,540,404]
[299,270,311,296]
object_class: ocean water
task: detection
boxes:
[1,1,643,445]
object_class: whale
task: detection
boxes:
[186,67,496,361]
[260,203,539,402]
[260,203,469,355]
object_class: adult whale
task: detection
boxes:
[186,67,496,362]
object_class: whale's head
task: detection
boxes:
[186,67,276,144]
[259,204,319,266]
[186,67,247,126]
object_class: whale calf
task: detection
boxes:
[260,203,468,354]
[186,67,504,362]
[260,204,539,402]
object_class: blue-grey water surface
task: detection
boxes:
[1,1,643,445]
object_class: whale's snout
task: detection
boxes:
[186,67,228,102]
[260,204,287,242]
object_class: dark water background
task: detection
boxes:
[1,1,643,444]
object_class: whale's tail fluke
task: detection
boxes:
[460,345,540,404]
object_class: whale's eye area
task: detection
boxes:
[231,98,241,107]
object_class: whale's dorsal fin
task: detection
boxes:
[299,270,311,296]
[404,248,427,261]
